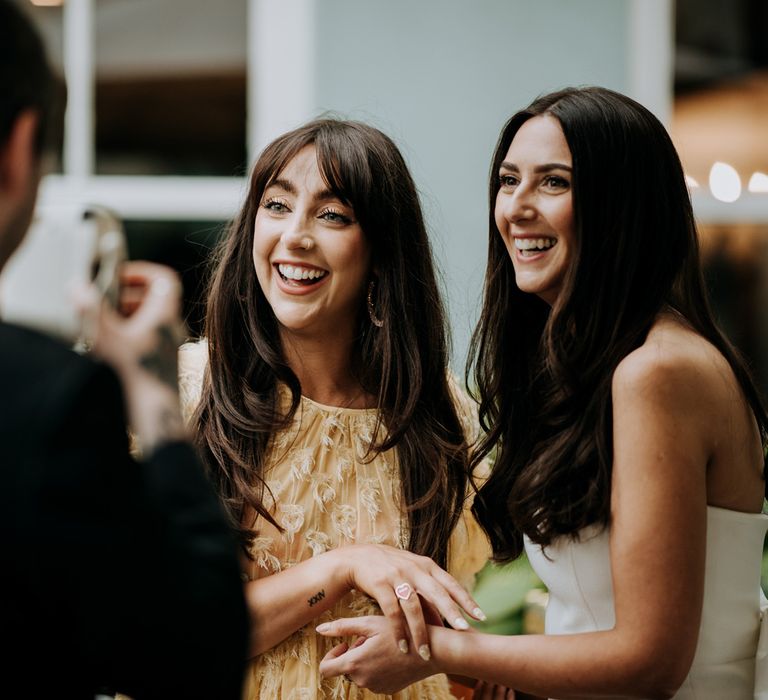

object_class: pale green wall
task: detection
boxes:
[313,0,632,369]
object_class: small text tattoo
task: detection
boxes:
[308,589,326,607]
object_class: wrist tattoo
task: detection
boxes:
[139,324,179,390]
[308,589,326,607]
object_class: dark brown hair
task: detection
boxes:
[469,86,768,562]
[0,0,60,155]
[194,118,470,568]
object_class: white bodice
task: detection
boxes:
[524,505,768,699]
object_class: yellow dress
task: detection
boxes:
[179,342,489,700]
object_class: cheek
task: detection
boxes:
[251,231,274,287]
[555,199,575,242]
[333,234,372,284]
[493,198,506,234]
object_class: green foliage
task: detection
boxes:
[470,554,545,635]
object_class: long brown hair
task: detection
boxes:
[469,87,768,562]
[194,119,469,567]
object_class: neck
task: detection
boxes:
[280,329,372,408]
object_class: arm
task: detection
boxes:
[85,261,188,454]
[319,350,711,699]
[175,351,485,660]
[69,261,248,696]
[245,543,483,658]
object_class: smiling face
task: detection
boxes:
[494,115,575,305]
[252,145,372,340]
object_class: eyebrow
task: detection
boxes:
[265,178,344,203]
[499,161,572,173]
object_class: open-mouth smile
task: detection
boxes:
[514,237,557,258]
[275,262,329,287]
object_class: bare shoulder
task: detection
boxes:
[612,318,730,409]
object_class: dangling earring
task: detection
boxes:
[367,279,384,328]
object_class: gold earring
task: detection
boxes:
[367,280,384,328]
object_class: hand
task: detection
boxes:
[318,615,437,694]
[335,544,484,661]
[82,260,185,387]
[474,680,517,699]
[74,261,188,453]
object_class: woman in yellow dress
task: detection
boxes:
[179,119,489,699]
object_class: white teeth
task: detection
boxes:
[514,237,556,251]
[277,263,328,281]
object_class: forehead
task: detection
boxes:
[504,115,571,165]
[271,145,323,186]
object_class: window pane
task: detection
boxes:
[94,0,247,176]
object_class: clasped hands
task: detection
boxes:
[315,544,514,698]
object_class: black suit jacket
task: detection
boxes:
[0,322,248,698]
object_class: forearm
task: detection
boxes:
[246,547,354,656]
[430,626,682,700]
[120,369,187,455]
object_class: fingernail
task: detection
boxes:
[452,616,470,630]
[418,644,431,661]
[398,639,409,654]
[316,623,331,633]
[473,607,487,621]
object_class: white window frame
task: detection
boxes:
[39,0,315,222]
[41,0,765,226]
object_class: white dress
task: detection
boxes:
[524,505,768,699]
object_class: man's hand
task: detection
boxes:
[75,261,188,454]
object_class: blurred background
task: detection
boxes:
[16,0,768,636]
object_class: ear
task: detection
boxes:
[0,110,41,269]
[0,109,40,203]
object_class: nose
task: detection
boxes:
[281,215,314,251]
[497,186,537,224]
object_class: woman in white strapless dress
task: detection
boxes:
[317,87,768,700]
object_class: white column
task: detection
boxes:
[628,0,674,126]
[62,0,95,178]
[248,0,316,160]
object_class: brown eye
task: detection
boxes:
[543,175,569,189]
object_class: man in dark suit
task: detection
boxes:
[0,2,248,697]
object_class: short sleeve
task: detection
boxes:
[178,340,209,425]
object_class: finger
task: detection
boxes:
[118,262,182,329]
[394,581,430,661]
[319,642,352,679]
[474,680,490,700]
[374,586,410,655]
[117,281,148,316]
[421,597,444,627]
[316,617,374,639]
[417,564,486,626]
[324,641,349,660]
